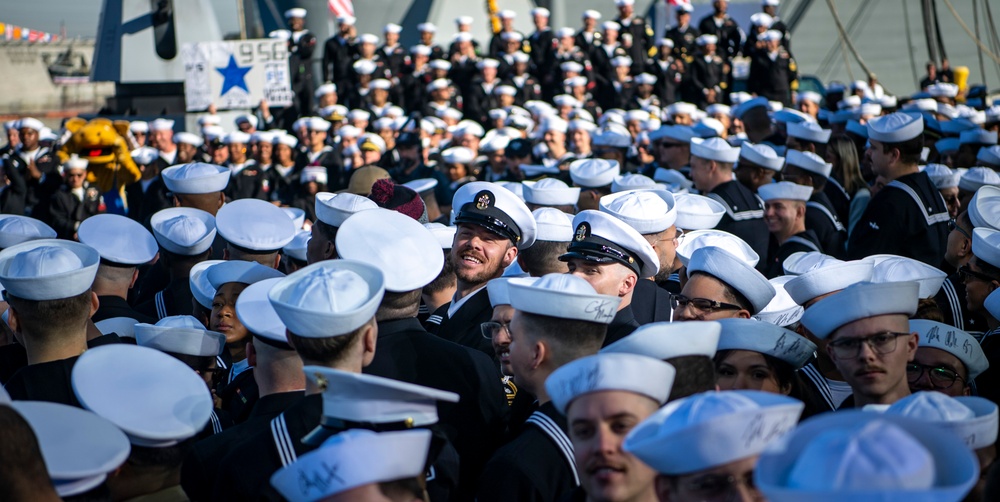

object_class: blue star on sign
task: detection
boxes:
[216,54,252,96]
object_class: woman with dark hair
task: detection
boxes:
[826,133,870,236]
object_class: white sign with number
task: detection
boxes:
[182,39,294,112]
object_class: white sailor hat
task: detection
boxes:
[633,73,657,86]
[77,214,158,266]
[487,276,537,308]
[11,401,131,497]
[150,207,216,256]
[696,34,720,46]
[556,27,576,38]
[935,137,960,156]
[653,168,694,193]
[979,145,1000,166]
[583,9,602,19]
[960,129,998,146]
[974,227,1000,268]
[675,229,758,267]
[275,133,298,148]
[756,410,978,502]
[751,12,774,27]
[553,94,580,108]
[690,137,740,163]
[231,277,289,346]
[688,247,776,314]
[268,259,384,338]
[784,259,873,305]
[928,82,960,98]
[162,162,229,194]
[522,178,580,207]
[284,7,306,18]
[403,179,438,196]
[282,207,306,230]
[923,163,960,189]
[314,82,337,98]
[451,181,537,249]
[758,181,813,202]
[336,209,442,292]
[740,143,784,171]
[603,21,622,32]
[547,353,676,415]
[531,208,574,242]
[600,189,677,235]
[61,154,89,173]
[502,31,523,42]
[959,167,1000,193]
[603,320,720,361]
[611,174,661,193]
[129,121,149,133]
[868,255,947,298]
[797,91,822,105]
[95,316,138,338]
[910,320,989,380]
[508,273,621,324]
[780,251,835,275]
[130,146,160,165]
[234,115,258,129]
[716,318,816,369]
[357,33,380,45]
[970,186,1000,230]
[624,390,804,475]
[271,429,431,502]
[733,97,770,119]
[368,79,391,92]
[567,158,620,191]
[316,192,378,228]
[0,239,98,301]
[197,115,221,127]
[885,391,998,451]
[801,281,919,340]
[73,344,213,447]
[421,223,455,251]
[135,315,225,357]
[172,131,203,148]
[868,112,923,143]
[17,117,44,131]
[148,118,174,131]
[201,125,225,141]
[0,215,56,249]
[593,125,633,149]
[562,210,659,279]
[216,198,296,252]
[785,149,832,177]
[754,276,805,327]
[673,194,726,230]
[440,146,475,165]
[189,260,222,309]
[787,121,832,144]
[479,134,510,154]
[667,102,698,118]
[283,230,310,263]
[760,29,783,42]
[205,260,284,291]
[308,116,332,131]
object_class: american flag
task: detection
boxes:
[328,0,354,18]
[667,0,692,7]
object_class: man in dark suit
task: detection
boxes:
[49,157,102,240]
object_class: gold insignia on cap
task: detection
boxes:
[475,191,494,210]
[575,223,589,242]
[628,256,634,263]
[314,372,329,391]
[404,417,415,428]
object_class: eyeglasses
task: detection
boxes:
[683,472,763,502]
[906,362,963,389]
[958,264,997,284]
[827,332,908,359]
[670,295,743,313]
[650,228,685,247]
[948,219,972,240]
[480,321,510,340]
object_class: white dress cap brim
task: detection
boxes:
[546,353,676,414]
[969,185,1000,230]
[869,255,947,298]
[676,229,759,267]
[0,214,56,249]
[282,230,311,263]
[784,260,874,305]
[910,320,989,380]
[753,276,805,327]
[451,181,537,250]
[687,246,776,314]
[716,318,817,369]
[95,316,139,338]
[205,260,284,290]
[189,260,223,309]
[0,239,100,301]
[674,194,726,230]
[236,278,289,344]
[508,273,621,324]
[135,315,226,357]
[486,276,537,308]
[973,227,1000,268]
[885,391,999,451]
[217,199,297,251]
[599,189,677,235]
[315,192,379,228]
[336,208,444,292]
[867,112,924,143]
[800,281,920,340]
[603,321,721,360]
[564,210,660,279]
[78,214,158,265]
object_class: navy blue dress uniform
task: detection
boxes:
[284,9,317,116]
[648,49,687,104]
[689,46,727,107]
[706,180,770,271]
[848,114,949,266]
[666,24,700,60]
[765,230,822,279]
[48,185,102,240]
[125,147,172,229]
[696,10,744,61]
[935,273,988,333]
[3,119,61,219]
[322,31,356,87]
[615,13,655,69]
[747,31,797,106]
[806,191,847,258]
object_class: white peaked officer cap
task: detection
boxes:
[800,281,919,340]
[785,149,832,177]
[869,255,947,298]
[423,222,457,250]
[336,208,444,292]
[522,178,581,206]
[162,162,230,194]
[755,411,978,502]
[507,273,622,324]
[716,318,817,369]
[0,239,99,301]
[301,366,458,445]
[72,344,213,447]
[217,198,296,252]
[603,321,721,360]
[532,208,574,242]
[569,158,621,188]
[784,259,873,305]
[885,391,999,451]
[315,192,378,228]
[923,163,961,189]
[236,278,290,345]
[487,276,537,308]
[561,210,660,279]
[782,251,840,275]
[787,121,832,144]
[10,401,130,497]
[624,390,804,475]
[973,227,1000,268]
[451,181,537,250]
[282,207,306,230]
[674,194,726,230]
[546,353,676,414]
[271,429,432,502]
[754,275,805,327]
[687,247,776,314]
[910,320,989,380]
[740,142,784,171]
[758,181,813,202]
[135,315,226,357]
[150,207,216,256]
[268,259,385,338]
[690,137,740,163]
[675,229,759,267]
[959,167,1000,193]
[600,189,677,235]
[95,316,139,338]
[867,112,924,143]
[205,260,284,290]
[77,214,158,266]
[282,230,311,263]
[611,173,664,193]
[189,259,223,309]
[0,214,56,249]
